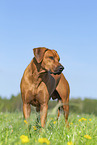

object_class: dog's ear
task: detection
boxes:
[33,47,47,63]
[52,50,60,61]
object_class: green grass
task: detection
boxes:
[0,112,97,145]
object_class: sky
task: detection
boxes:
[0,0,97,99]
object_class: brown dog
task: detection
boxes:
[20,47,70,127]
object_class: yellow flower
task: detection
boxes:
[38,138,50,144]
[33,126,37,130]
[67,141,73,145]
[84,135,92,139]
[70,122,73,125]
[24,120,28,124]
[53,121,56,124]
[81,118,87,121]
[89,119,92,121]
[79,118,87,122]
[20,135,30,143]
[79,119,82,122]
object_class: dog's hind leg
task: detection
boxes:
[36,106,40,125]
[56,74,70,126]
[51,90,62,119]
[57,99,62,120]
[23,103,31,119]
[62,98,69,126]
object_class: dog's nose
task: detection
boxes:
[59,65,64,71]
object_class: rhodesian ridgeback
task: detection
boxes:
[20,47,70,127]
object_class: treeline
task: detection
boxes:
[0,94,97,116]
[0,94,22,112]
[69,98,97,115]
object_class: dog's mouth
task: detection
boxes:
[39,69,47,74]
[39,65,64,75]
[50,65,64,75]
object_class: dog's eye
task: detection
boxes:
[49,56,54,60]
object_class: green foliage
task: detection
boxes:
[0,94,97,116]
[83,99,97,115]
[0,94,22,112]
[69,98,97,116]
[0,112,97,145]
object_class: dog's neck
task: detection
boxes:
[29,58,48,88]
[33,58,41,72]
[33,57,47,75]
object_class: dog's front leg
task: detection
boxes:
[23,103,31,119]
[40,104,48,127]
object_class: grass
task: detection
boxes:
[0,111,97,145]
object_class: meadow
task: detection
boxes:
[0,111,97,145]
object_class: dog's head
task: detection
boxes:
[33,47,64,75]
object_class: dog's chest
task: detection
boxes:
[41,73,59,95]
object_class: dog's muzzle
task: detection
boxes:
[51,65,64,75]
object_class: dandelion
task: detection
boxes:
[53,121,56,124]
[79,118,87,122]
[33,126,37,130]
[67,141,73,145]
[81,118,87,121]
[24,120,28,124]
[89,119,92,121]
[38,138,50,144]
[20,135,30,143]
[79,119,82,122]
[84,135,92,139]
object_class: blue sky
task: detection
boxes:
[0,0,97,99]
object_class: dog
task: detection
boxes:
[20,47,70,127]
